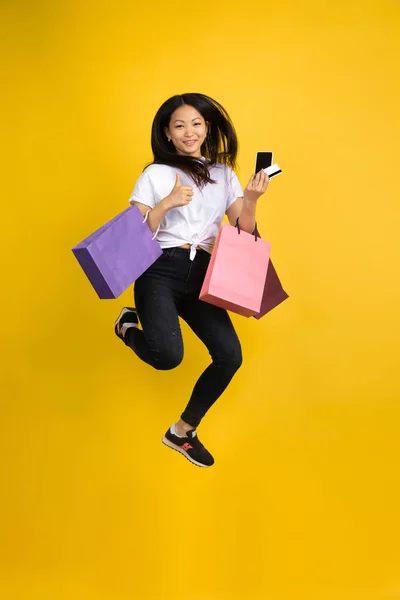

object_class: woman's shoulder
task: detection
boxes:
[144,163,179,182]
[140,163,172,177]
[135,163,175,187]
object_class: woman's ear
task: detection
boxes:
[164,126,170,141]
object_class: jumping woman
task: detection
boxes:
[114,93,269,468]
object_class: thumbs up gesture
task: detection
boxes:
[165,173,194,209]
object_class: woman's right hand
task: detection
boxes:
[165,173,194,209]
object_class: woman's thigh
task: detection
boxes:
[179,298,242,366]
[134,271,184,369]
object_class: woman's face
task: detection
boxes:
[165,104,208,158]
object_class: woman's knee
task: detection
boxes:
[230,344,243,372]
[215,341,243,373]
[153,348,183,371]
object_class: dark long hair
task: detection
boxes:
[146,93,239,188]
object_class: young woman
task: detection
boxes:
[114,93,269,468]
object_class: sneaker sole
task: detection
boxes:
[162,436,213,468]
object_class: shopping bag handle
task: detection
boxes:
[235,217,259,241]
[143,210,160,241]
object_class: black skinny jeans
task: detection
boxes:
[124,247,242,428]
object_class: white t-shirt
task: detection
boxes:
[128,160,243,260]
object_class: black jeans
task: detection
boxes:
[124,247,242,428]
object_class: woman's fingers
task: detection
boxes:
[244,170,270,198]
[257,170,269,191]
[250,170,260,190]
[263,172,270,190]
[248,173,256,188]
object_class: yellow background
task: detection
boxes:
[1,0,400,598]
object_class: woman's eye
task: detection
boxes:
[176,124,201,128]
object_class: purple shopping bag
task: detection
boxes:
[72,205,162,299]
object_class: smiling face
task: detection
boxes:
[164,104,208,158]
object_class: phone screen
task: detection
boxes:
[255,152,273,173]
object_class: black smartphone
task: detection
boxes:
[255,151,273,173]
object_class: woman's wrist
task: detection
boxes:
[161,196,173,211]
[243,192,258,205]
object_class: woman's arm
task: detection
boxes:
[131,198,171,234]
[130,173,194,234]
[226,170,269,232]
[226,196,255,232]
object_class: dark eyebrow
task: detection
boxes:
[173,118,202,123]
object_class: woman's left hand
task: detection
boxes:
[243,170,270,203]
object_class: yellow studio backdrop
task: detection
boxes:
[1,0,399,598]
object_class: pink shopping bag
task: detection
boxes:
[199,224,272,317]
[244,223,288,319]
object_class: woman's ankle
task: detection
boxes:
[175,419,193,437]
